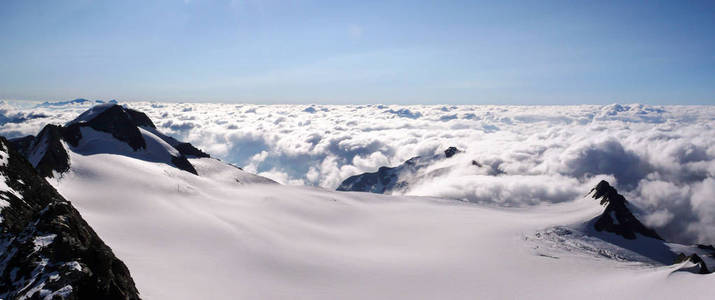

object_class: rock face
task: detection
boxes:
[9,125,71,178]
[675,253,710,274]
[69,105,148,151]
[444,146,460,158]
[337,147,461,193]
[7,135,34,156]
[9,104,209,177]
[174,142,210,158]
[0,137,140,299]
[584,180,713,274]
[589,180,662,240]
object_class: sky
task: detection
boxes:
[1,0,714,104]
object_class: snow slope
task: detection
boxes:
[48,151,714,299]
[70,126,179,166]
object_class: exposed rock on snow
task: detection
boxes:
[530,180,713,275]
[0,137,139,299]
[444,146,460,158]
[10,124,71,178]
[173,142,210,158]
[337,147,464,193]
[674,253,710,274]
[7,135,34,156]
[588,180,662,240]
[137,126,210,159]
[67,104,150,151]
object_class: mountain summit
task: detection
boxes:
[589,180,663,240]
[584,180,713,274]
[10,104,210,177]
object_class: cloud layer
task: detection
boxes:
[1,101,714,245]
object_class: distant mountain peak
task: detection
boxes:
[337,146,462,193]
[589,180,663,240]
[68,104,154,128]
[67,104,149,151]
[444,146,461,158]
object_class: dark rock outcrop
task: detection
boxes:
[584,181,713,274]
[0,137,140,299]
[337,165,403,194]
[61,123,83,147]
[174,142,210,158]
[675,253,710,274]
[8,135,34,157]
[589,180,662,240]
[9,125,71,178]
[33,125,71,178]
[125,109,156,129]
[444,146,460,158]
[78,105,147,151]
[337,147,461,193]
[171,155,198,175]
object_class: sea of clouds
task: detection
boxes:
[1,100,713,245]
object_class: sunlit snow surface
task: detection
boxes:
[42,151,710,299]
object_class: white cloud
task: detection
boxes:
[1,101,714,245]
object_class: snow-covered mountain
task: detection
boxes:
[9,103,253,181]
[2,104,714,299]
[579,180,712,273]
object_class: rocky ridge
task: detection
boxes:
[9,104,209,177]
[0,136,140,299]
[337,147,464,193]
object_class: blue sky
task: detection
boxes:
[1,0,714,104]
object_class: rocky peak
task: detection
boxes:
[67,104,147,151]
[33,124,71,177]
[9,124,71,178]
[444,146,461,158]
[10,104,209,177]
[589,180,662,240]
[675,253,710,274]
[7,135,33,157]
[338,146,463,193]
[125,108,156,129]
